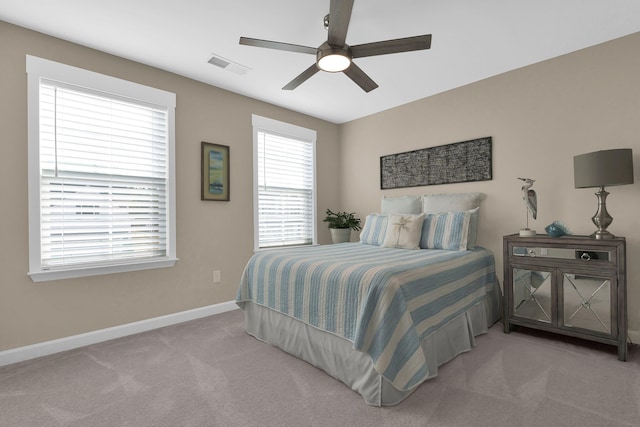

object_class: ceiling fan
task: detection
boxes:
[239,0,432,92]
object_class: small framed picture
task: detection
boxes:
[201,141,230,201]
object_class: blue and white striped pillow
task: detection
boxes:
[359,214,389,246]
[419,210,473,250]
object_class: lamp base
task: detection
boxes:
[590,187,614,240]
[590,230,615,240]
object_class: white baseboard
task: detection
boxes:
[0,300,238,367]
[2,302,635,368]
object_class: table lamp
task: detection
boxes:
[573,148,634,239]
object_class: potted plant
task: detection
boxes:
[323,209,361,243]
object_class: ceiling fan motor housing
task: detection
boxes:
[316,42,352,72]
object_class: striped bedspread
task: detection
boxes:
[236,242,498,391]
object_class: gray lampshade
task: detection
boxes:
[574,149,634,188]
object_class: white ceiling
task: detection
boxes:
[2,0,640,124]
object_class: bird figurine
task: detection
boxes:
[518,177,537,236]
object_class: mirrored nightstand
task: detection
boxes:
[503,233,627,361]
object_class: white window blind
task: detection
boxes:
[27,56,177,281]
[252,115,317,250]
[39,82,168,267]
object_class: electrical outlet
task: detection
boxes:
[213,270,221,283]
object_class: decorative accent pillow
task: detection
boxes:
[419,209,475,251]
[359,214,388,246]
[382,214,425,250]
[421,193,485,248]
[381,195,421,214]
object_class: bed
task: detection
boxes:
[236,193,501,406]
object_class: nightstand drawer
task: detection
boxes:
[511,244,617,268]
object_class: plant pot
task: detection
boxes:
[330,228,351,244]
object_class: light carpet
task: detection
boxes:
[1,309,638,426]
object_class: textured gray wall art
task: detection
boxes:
[380,137,492,189]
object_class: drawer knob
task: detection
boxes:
[581,252,591,261]
[528,250,536,258]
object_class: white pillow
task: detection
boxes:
[381,214,425,250]
[421,192,485,212]
[420,209,476,251]
[422,193,484,248]
[381,196,421,214]
[359,214,388,246]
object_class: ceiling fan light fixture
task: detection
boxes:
[317,46,351,72]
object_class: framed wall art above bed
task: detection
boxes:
[380,137,492,190]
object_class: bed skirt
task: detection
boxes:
[242,286,500,406]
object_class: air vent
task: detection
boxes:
[208,54,250,76]
[208,56,230,68]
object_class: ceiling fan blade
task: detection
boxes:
[343,62,378,93]
[239,37,317,55]
[351,34,432,58]
[283,64,320,90]
[328,0,354,47]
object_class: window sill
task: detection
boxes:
[28,258,179,283]
[254,242,318,253]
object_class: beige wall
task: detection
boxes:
[339,32,640,339]
[0,21,340,351]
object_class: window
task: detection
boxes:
[27,56,177,282]
[252,115,317,250]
